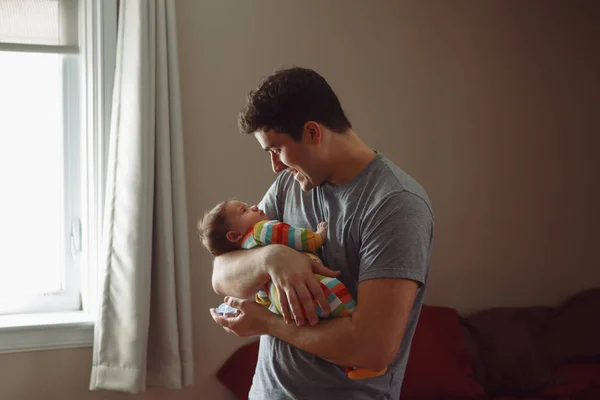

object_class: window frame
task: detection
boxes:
[0,0,117,354]
[0,51,81,316]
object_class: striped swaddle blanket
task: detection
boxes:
[242,220,357,318]
[257,272,357,318]
[242,220,323,253]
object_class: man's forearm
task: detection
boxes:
[264,279,416,371]
[212,246,271,298]
[265,315,387,371]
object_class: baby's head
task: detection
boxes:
[197,200,269,256]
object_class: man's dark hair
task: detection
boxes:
[238,67,352,141]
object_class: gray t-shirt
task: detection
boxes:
[253,153,434,400]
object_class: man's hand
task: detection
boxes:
[266,244,340,327]
[210,296,275,337]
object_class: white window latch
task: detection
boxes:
[70,219,82,254]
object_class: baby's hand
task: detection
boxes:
[317,221,328,243]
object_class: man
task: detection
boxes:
[210,67,434,399]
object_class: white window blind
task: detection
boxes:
[0,0,78,53]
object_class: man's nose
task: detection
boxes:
[270,152,286,173]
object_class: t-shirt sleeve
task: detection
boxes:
[258,176,284,222]
[358,191,434,286]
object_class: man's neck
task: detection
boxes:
[326,131,376,186]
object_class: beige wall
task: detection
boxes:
[1,1,598,399]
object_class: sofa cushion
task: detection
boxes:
[543,288,600,364]
[401,305,484,399]
[460,306,555,396]
[460,288,600,397]
[541,363,600,397]
[216,340,259,400]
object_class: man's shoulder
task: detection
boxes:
[363,154,433,214]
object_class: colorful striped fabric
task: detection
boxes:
[257,272,357,318]
[244,221,356,318]
[242,220,323,253]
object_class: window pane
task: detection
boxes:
[0,51,64,296]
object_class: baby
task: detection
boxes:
[198,199,387,379]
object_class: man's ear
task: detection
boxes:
[226,231,242,243]
[303,121,322,144]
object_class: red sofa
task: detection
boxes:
[217,288,600,399]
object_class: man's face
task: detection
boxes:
[255,129,324,191]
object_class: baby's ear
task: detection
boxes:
[226,231,242,243]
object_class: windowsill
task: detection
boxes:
[0,311,94,354]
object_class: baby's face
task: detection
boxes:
[225,201,269,237]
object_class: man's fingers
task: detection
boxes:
[223,327,237,336]
[276,285,292,324]
[296,285,318,325]
[210,308,231,328]
[285,288,305,326]
[311,261,341,278]
[306,278,331,315]
[225,296,243,309]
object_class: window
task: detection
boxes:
[0,37,81,316]
[0,0,116,352]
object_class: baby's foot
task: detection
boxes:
[317,222,328,242]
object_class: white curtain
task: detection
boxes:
[90,0,193,393]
